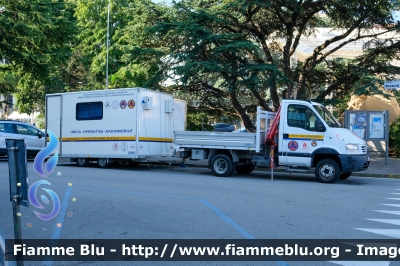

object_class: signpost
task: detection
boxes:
[6,139,28,266]
[384,80,400,90]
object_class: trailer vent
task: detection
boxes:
[143,96,153,110]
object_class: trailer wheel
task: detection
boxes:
[315,159,340,183]
[235,164,255,174]
[76,158,89,167]
[340,172,352,180]
[211,154,235,177]
[97,158,111,168]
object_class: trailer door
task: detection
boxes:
[46,95,62,154]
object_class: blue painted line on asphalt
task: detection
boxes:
[200,199,288,266]
[41,186,72,266]
[200,199,255,239]
[14,183,290,265]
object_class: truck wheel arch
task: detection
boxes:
[208,149,239,166]
[311,148,341,169]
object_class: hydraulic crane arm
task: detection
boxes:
[266,104,281,147]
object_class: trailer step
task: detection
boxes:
[286,166,310,172]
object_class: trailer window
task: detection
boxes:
[76,102,103,120]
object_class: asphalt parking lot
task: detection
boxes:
[2,161,400,266]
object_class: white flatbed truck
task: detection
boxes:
[174,99,370,183]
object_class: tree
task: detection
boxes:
[75,0,168,89]
[0,0,78,113]
[137,0,400,130]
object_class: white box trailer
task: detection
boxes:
[45,88,186,167]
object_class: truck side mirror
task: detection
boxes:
[315,119,326,132]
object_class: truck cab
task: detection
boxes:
[278,100,370,183]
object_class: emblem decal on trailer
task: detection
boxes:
[112,100,119,109]
[120,100,127,109]
[121,142,128,152]
[288,141,298,151]
[112,143,119,151]
[128,100,135,109]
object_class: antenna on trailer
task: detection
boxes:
[105,0,111,90]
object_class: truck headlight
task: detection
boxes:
[345,144,358,150]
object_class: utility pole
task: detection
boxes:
[105,0,111,90]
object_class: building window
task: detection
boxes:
[76,102,103,120]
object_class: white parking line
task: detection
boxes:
[382,204,400,207]
[366,219,400,226]
[330,262,390,266]
[373,210,400,215]
[355,228,400,238]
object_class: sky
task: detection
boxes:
[151,0,174,4]
[393,10,400,21]
[148,3,400,22]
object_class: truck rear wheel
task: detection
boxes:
[97,158,111,168]
[76,158,89,167]
[340,172,352,180]
[211,154,235,177]
[315,159,340,183]
[235,164,255,174]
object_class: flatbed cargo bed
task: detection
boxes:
[174,131,258,150]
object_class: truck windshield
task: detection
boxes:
[313,105,342,128]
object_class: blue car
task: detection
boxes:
[213,123,235,132]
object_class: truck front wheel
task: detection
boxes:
[235,164,255,174]
[211,154,235,177]
[315,159,340,183]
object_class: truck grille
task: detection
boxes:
[361,145,367,154]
